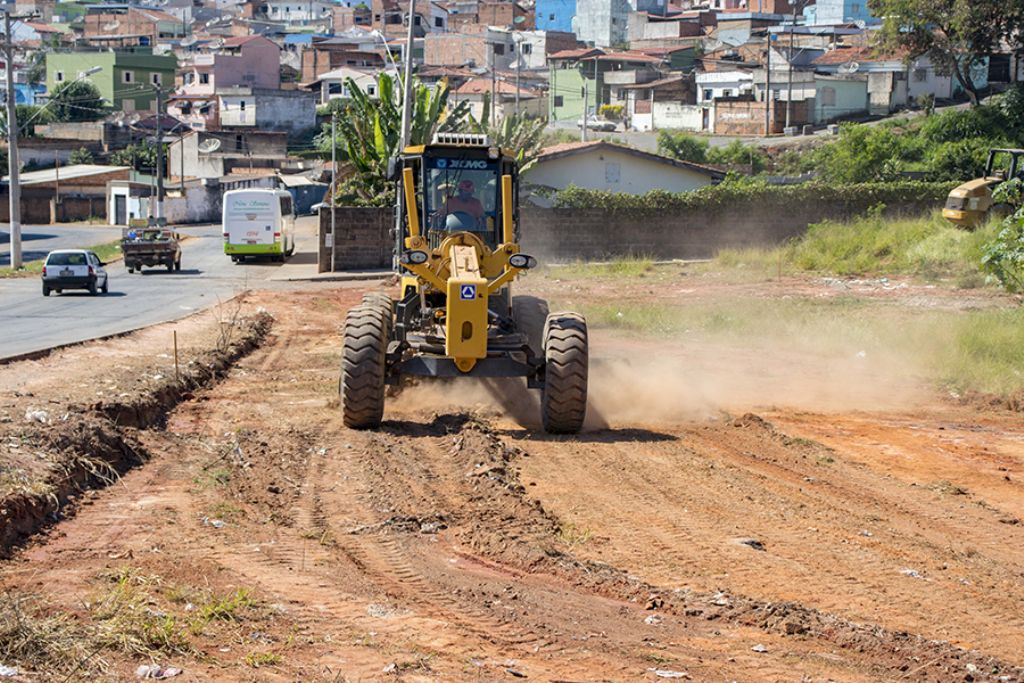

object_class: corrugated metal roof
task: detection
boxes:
[3,164,129,185]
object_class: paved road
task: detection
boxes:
[1,224,122,267]
[0,216,320,360]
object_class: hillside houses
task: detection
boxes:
[1,0,1019,226]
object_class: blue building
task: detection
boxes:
[810,0,879,26]
[536,0,576,33]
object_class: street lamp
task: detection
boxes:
[6,65,103,268]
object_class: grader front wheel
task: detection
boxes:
[340,303,391,429]
[541,313,589,434]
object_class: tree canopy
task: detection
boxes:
[49,80,107,122]
[868,0,1024,105]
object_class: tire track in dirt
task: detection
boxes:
[514,413,1024,668]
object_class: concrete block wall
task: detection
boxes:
[323,195,945,269]
[320,206,394,272]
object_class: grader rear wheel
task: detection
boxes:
[340,303,391,429]
[541,313,588,434]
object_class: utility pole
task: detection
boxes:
[514,35,521,118]
[490,40,497,125]
[399,0,416,148]
[785,1,797,130]
[581,79,588,142]
[3,9,37,269]
[330,113,336,273]
[764,36,771,136]
[153,86,164,221]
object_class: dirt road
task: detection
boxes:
[0,281,1022,681]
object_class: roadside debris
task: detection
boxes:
[647,669,690,679]
[900,568,924,579]
[24,408,49,424]
[736,538,766,552]
[201,517,226,529]
[0,665,17,677]
[751,644,768,653]
[644,614,662,625]
[135,664,182,679]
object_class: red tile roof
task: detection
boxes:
[812,45,906,65]
[454,77,540,98]
[223,35,268,47]
[548,47,604,60]
[535,139,723,179]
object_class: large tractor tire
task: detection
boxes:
[513,295,549,359]
[340,303,391,429]
[361,292,395,315]
[541,313,588,434]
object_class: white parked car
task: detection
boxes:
[576,115,618,132]
[41,249,109,296]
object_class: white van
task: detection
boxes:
[222,189,296,263]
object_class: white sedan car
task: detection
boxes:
[576,116,618,132]
[41,249,110,296]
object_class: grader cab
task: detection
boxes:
[339,134,589,433]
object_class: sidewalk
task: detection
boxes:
[269,252,393,282]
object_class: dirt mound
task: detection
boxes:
[0,313,272,555]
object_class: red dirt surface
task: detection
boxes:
[0,279,1021,681]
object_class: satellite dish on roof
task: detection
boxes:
[180,35,197,46]
[198,138,222,153]
[839,60,859,74]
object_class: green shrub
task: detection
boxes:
[706,140,768,173]
[656,130,708,163]
[927,137,1005,181]
[552,181,955,213]
[713,209,997,281]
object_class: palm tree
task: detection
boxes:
[327,72,471,206]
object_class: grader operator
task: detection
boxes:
[339,133,589,434]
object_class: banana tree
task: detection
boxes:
[466,113,548,171]
[326,72,471,206]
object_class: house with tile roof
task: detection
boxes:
[525,140,722,203]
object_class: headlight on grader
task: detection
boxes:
[508,254,537,269]
[400,250,429,265]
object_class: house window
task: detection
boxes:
[703,88,712,100]
[913,68,927,82]
[240,100,246,111]
[820,86,837,107]
[123,70,134,83]
[185,72,194,84]
[328,82,343,95]
[235,134,244,151]
[367,85,376,96]
[554,95,564,107]
[851,3,860,14]
[180,102,192,114]
[199,72,210,84]
[548,12,554,19]
[605,162,620,184]
[493,43,504,55]
[434,16,442,26]
[55,71,65,82]
[722,89,732,97]
[151,72,162,86]
[522,43,531,54]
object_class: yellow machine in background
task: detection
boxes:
[339,134,589,434]
[943,148,1024,228]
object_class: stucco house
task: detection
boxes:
[525,140,722,203]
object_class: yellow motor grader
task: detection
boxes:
[339,133,588,433]
[943,148,1024,228]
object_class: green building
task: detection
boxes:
[46,48,178,112]
[549,50,599,123]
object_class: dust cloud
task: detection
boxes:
[386,328,931,431]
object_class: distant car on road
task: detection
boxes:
[577,115,618,132]
[41,249,109,296]
[121,227,182,273]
